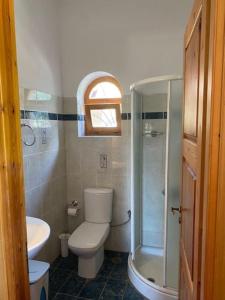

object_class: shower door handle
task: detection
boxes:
[171,207,182,224]
[171,207,181,215]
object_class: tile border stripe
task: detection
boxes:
[20,110,167,121]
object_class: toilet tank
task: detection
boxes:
[84,188,113,223]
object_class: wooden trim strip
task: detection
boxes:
[201,0,225,299]
[84,76,123,105]
[181,242,194,294]
[0,0,30,299]
[185,0,203,48]
[183,139,198,174]
[85,103,121,136]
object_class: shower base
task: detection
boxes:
[134,247,164,286]
[128,247,178,300]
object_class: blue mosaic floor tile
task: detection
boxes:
[50,255,63,274]
[48,289,57,300]
[59,272,86,296]
[54,293,78,300]
[105,251,129,266]
[79,277,106,299]
[123,282,145,300]
[110,263,128,281]
[98,261,114,278]
[105,250,117,257]
[105,250,123,261]
[100,295,123,300]
[57,253,78,271]
[49,268,71,292]
[100,278,127,298]
[49,251,142,300]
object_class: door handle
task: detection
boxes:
[171,207,182,224]
[171,207,182,215]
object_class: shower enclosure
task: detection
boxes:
[128,76,183,300]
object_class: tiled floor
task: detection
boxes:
[49,250,145,300]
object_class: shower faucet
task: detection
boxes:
[143,130,164,137]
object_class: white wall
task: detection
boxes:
[58,0,193,97]
[14,0,62,96]
[21,89,67,263]
[64,96,131,252]
[15,0,67,262]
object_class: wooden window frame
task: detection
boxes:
[84,76,122,136]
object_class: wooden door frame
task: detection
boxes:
[0,0,30,299]
[182,0,225,298]
[201,0,225,299]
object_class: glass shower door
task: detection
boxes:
[165,79,183,289]
[131,90,143,258]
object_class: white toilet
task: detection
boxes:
[68,188,113,279]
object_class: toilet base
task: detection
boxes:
[78,246,104,279]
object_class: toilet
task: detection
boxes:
[68,188,113,279]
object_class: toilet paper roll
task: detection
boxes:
[67,207,78,216]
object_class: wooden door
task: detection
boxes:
[180,1,209,299]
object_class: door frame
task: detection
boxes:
[0,0,30,299]
[184,0,225,299]
[201,0,225,299]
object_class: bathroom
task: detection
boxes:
[9,0,192,299]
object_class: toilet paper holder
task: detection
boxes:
[67,200,80,210]
[66,200,80,216]
[70,200,79,208]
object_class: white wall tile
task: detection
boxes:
[64,96,132,252]
[20,90,67,263]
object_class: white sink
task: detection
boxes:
[26,216,50,259]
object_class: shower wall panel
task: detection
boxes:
[142,93,167,248]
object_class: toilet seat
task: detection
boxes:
[68,221,110,256]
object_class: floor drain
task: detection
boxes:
[147,277,155,283]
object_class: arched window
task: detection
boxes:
[84,76,122,136]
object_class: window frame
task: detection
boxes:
[84,76,122,136]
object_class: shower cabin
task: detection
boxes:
[128,76,183,300]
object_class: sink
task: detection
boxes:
[26,216,50,259]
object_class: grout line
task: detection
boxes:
[97,280,108,300]
[53,292,78,299]
[24,174,67,193]
[23,146,66,159]
[122,280,130,300]
[76,279,88,298]
[54,270,73,295]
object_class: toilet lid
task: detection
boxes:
[68,222,110,251]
